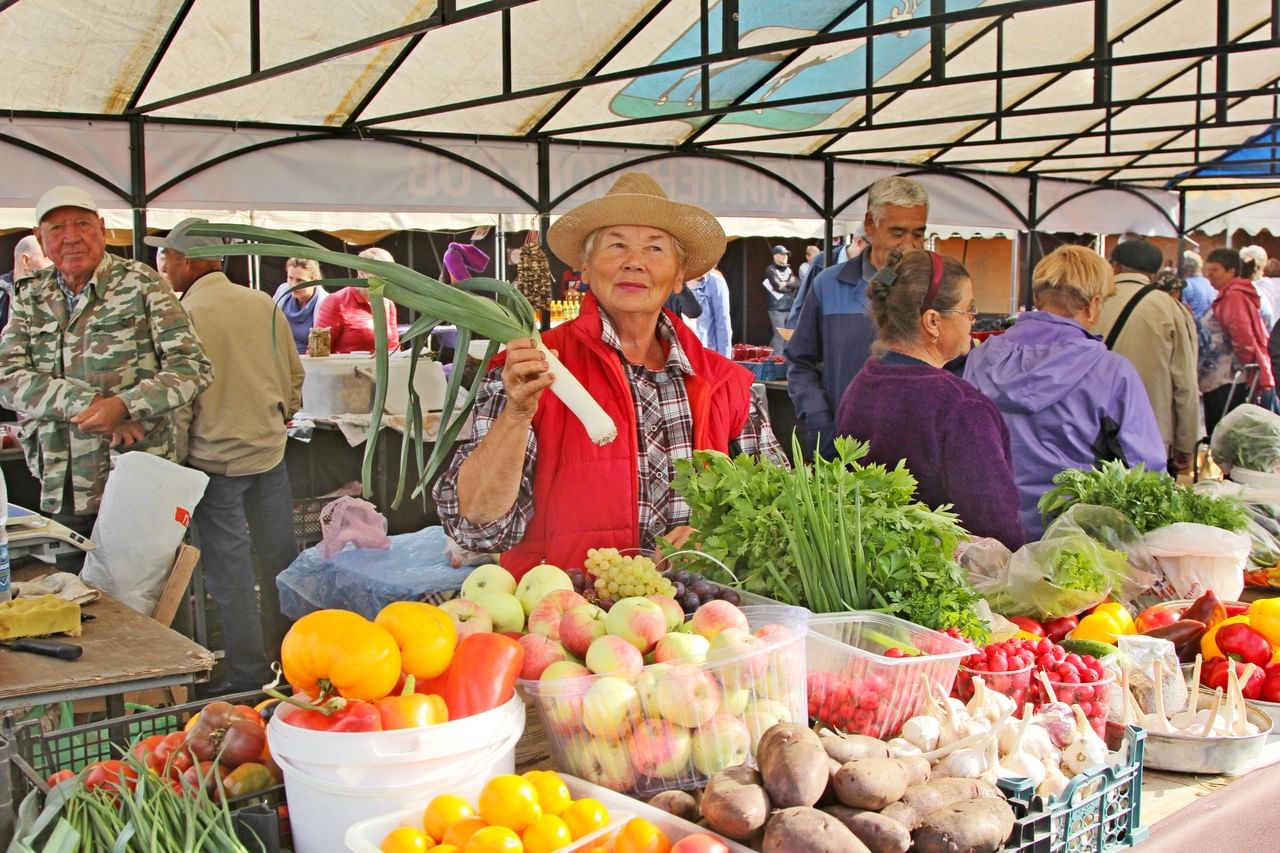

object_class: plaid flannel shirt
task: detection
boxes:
[434,311,786,553]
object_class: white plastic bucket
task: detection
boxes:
[268,694,525,852]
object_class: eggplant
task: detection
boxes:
[1143,619,1207,663]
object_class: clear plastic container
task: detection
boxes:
[805,612,972,739]
[518,605,809,796]
[344,773,753,853]
[1033,671,1116,737]
[954,662,1035,711]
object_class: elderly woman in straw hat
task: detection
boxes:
[434,172,787,579]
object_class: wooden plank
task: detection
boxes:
[0,564,215,705]
[151,543,199,628]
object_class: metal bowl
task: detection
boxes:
[1246,698,1280,734]
[1142,694,1273,775]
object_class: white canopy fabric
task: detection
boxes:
[0,0,1275,236]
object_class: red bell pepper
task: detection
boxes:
[376,676,449,729]
[1009,616,1045,637]
[287,699,383,732]
[1042,616,1078,643]
[1202,657,1265,699]
[439,633,525,720]
[1262,671,1280,703]
[1214,622,1273,667]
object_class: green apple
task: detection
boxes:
[460,563,517,600]
[472,590,525,633]
[628,718,692,780]
[515,563,575,615]
[581,676,641,741]
[652,631,710,664]
[690,714,751,776]
[604,597,667,653]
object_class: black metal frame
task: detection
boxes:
[2,0,1279,277]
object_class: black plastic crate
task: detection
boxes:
[998,725,1147,853]
[1,691,285,851]
[292,498,332,549]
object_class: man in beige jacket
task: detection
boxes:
[147,218,305,694]
[1095,240,1200,474]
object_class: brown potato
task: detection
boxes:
[879,778,1004,830]
[896,756,931,787]
[820,732,893,763]
[756,722,831,808]
[823,805,912,853]
[833,758,909,810]
[913,798,1016,853]
[701,765,771,841]
[647,789,699,823]
[762,806,870,853]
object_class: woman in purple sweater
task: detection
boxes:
[836,249,1025,549]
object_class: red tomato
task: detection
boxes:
[133,734,168,773]
[669,834,731,853]
[46,770,75,787]
[1134,605,1178,633]
[233,705,265,729]
[83,760,139,794]
[153,731,195,776]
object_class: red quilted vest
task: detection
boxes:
[494,293,753,578]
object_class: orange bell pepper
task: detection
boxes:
[280,609,402,702]
[376,676,449,730]
[375,601,458,680]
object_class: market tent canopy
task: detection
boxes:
[0,0,1275,236]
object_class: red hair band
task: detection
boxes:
[922,251,943,310]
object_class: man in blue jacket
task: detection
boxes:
[785,176,929,457]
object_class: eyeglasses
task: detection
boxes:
[939,308,978,322]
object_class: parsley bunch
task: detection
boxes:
[1038,461,1247,534]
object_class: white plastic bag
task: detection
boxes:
[81,452,209,614]
[1141,522,1251,602]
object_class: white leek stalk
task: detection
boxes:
[538,342,617,444]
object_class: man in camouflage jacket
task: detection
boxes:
[0,186,213,531]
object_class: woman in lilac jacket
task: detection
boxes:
[836,249,1024,549]
[964,245,1166,540]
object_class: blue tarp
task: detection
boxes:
[1177,124,1280,182]
[276,525,477,620]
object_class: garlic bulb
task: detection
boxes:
[887,737,922,756]
[901,714,941,752]
[967,675,1016,725]
[1061,705,1107,776]
[1037,758,1070,800]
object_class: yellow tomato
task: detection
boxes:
[432,847,461,853]
[613,818,671,853]
[479,775,542,832]
[560,798,610,840]
[381,826,435,853]
[376,601,458,679]
[442,817,489,849]
[463,826,523,853]
[522,770,572,816]
[521,814,573,853]
[423,794,477,842]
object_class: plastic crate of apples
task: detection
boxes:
[518,600,809,797]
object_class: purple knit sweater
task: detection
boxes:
[836,356,1026,550]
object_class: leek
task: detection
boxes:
[185,225,616,506]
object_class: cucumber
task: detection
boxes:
[1059,638,1118,659]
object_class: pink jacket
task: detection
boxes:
[1213,278,1274,390]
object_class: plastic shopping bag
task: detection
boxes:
[318,496,391,557]
[81,451,209,614]
[1142,522,1251,602]
[1211,403,1280,475]
[966,507,1133,620]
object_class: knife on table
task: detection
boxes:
[0,638,83,660]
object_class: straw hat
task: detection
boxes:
[547,172,726,280]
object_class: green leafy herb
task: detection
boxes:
[669,436,989,640]
[1038,460,1247,534]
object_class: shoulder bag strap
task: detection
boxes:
[1104,284,1158,350]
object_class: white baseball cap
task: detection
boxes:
[143,217,225,255]
[34,185,98,225]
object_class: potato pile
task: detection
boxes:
[649,722,1018,853]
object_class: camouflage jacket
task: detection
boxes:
[0,252,214,514]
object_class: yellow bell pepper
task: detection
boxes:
[1200,614,1253,660]
[1070,605,1136,645]
[1247,598,1280,648]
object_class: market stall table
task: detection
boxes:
[0,563,215,718]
